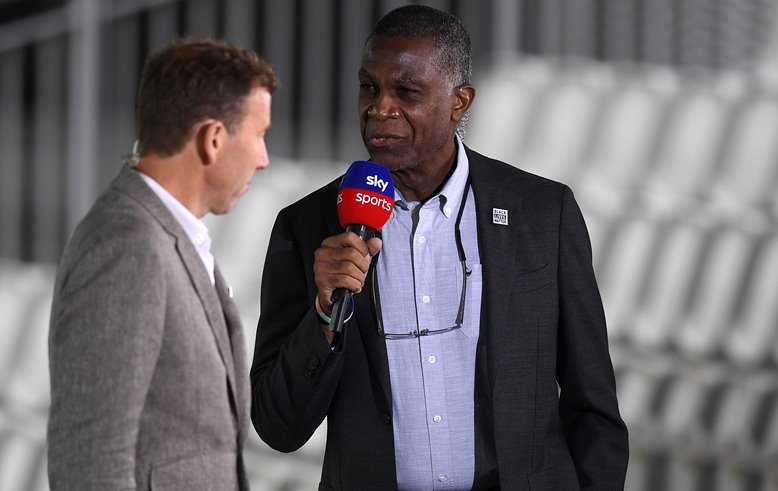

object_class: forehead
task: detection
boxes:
[243,86,271,125]
[360,36,441,80]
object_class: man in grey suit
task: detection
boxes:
[47,38,277,490]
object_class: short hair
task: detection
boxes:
[368,4,472,89]
[135,38,279,157]
[368,5,472,137]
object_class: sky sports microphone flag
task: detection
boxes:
[329,160,394,334]
[337,160,395,232]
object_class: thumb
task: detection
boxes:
[366,237,383,257]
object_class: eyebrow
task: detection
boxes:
[358,69,426,87]
[396,76,426,87]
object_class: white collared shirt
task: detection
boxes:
[137,171,215,285]
[377,137,482,490]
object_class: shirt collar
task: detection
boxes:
[136,171,212,253]
[393,136,470,219]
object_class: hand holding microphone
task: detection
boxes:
[314,161,395,338]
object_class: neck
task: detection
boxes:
[392,140,459,202]
[135,153,207,218]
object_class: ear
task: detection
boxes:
[195,120,227,166]
[452,84,475,123]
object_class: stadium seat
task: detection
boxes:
[722,236,778,366]
[577,72,674,215]
[674,228,752,359]
[0,427,48,491]
[709,95,778,232]
[642,85,735,219]
[630,222,706,350]
[597,217,662,342]
[467,57,555,172]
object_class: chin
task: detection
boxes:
[212,202,236,216]
[367,153,414,171]
[381,160,417,172]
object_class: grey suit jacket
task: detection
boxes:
[48,165,251,490]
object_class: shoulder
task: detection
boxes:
[276,177,341,226]
[78,187,169,248]
[58,185,173,281]
[465,145,571,204]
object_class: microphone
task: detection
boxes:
[329,160,395,333]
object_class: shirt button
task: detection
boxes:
[422,295,430,304]
[433,415,442,423]
[439,474,448,482]
[428,355,436,364]
[444,206,452,215]
[418,235,426,244]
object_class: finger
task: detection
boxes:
[321,231,370,257]
[315,261,369,291]
[317,244,372,274]
[314,246,371,297]
[366,237,382,257]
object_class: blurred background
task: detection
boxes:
[1,0,777,489]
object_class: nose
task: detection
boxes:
[256,139,269,170]
[367,93,399,120]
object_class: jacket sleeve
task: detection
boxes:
[250,207,345,452]
[47,238,165,490]
[555,186,629,490]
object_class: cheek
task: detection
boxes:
[419,106,451,132]
[357,93,370,112]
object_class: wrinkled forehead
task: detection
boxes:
[360,36,442,79]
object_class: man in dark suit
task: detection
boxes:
[47,38,277,490]
[251,5,627,490]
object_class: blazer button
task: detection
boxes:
[382,413,391,425]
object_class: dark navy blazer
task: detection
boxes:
[251,146,629,490]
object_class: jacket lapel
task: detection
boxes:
[467,147,527,485]
[467,148,523,381]
[215,266,249,438]
[175,237,238,392]
[114,166,240,419]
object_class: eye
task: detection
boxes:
[396,86,419,99]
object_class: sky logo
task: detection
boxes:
[365,174,389,192]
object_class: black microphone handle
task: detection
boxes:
[329,224,368,333]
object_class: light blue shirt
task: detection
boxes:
[377,138,482,490]
[137,170,215,285]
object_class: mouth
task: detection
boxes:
[365,133,403,148]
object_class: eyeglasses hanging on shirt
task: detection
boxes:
[374,179,472,339]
